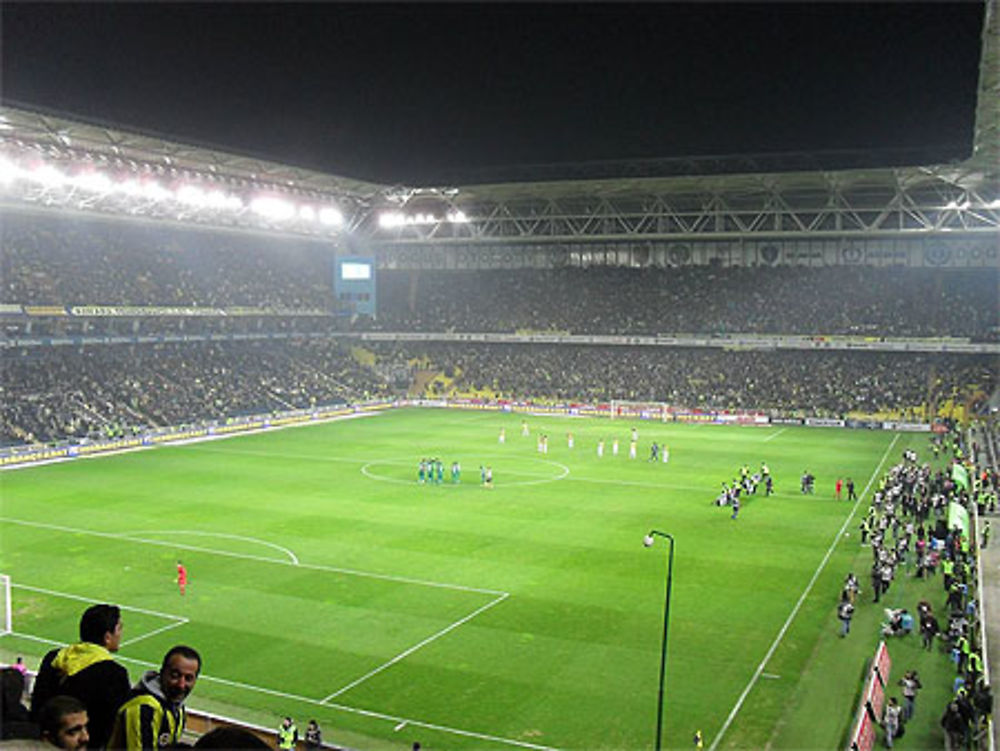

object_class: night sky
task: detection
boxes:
[1,2,986,185]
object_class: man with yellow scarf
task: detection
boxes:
[30,604,131,749]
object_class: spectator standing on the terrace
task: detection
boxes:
[304,720,321,751]
[107,645,201,751]
[31,604,130,750]
[277,717,297,751]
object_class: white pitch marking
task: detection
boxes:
[760,673,781,680]
[13,583,186,623]
[5,632,557,751]
[120,620,189,647]
[762,428,787,443]
[0,517,507,597]
[119,530,300,565]
[707,433,900,751]
[321,592,509,702]
[394,722,408,732]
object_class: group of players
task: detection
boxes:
[416,458,494,488]
[714,462,773,519]
[417,421,670,490]
[500,421,669,463]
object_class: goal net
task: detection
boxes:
[609,400,669,422]
[0,574,11,636]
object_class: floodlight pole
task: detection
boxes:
[644,530,675,751]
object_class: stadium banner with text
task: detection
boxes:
[0,401,396,468]
[805,417,846,428]
[848,641,891,751]
[881,421,931,432]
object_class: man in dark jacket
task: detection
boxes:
[30,604,130,749]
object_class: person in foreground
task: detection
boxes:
[107,645,201,751]
[39,696,91,751]
[30,605,130,749]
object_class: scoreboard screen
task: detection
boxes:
[340,261,372,280]
[334,256,376,316]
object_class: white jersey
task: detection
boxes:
[662,446,669,463]
[597,441,604,458]
[612,439,619,456]
[629,441,637,459]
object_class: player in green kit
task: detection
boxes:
[451,461,461,483]
[435,459,444,484]
[418,459,426,484]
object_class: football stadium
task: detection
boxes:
[1,4,999,751]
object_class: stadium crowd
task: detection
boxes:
[1,339,392,446]
[372,265,998,338]
[374,342,996,416]
[2,211,997,339]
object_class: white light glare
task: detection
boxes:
[447,210,469,223]
[176,185,208,206]
[73,172,112,193]
[250,196,295,221]
[0,157,21,185]
[32,165,67,187]
[378,211,442,229]
[299,205,316,221]
[318,207,343,226]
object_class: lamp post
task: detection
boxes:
[643,530,675,751]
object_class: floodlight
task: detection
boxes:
[250,196,295,220]
[318,207,343,226]
[299,205,316,221]
[0,157,20,185]
[176,185,207,206]
[32,165,66,188]
[379,211,404,229]
[74,172,112,193]
[447,210,469,223]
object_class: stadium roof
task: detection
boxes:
[0,0,996,238]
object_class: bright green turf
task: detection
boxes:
[0,408,941,750]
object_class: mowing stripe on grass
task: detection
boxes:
[6,630,559,750]
[707,432,901,751]
[14,583,188,623]
[0,516,508,596]
[321,592,510,702]
[118,530,300,565]
[11,583,189,648]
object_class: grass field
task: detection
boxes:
[0,407,947,750]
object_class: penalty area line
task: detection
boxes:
[707,432,901,751]
[321,592,509,702]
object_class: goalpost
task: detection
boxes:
[609,400,669,422]
[0,574,11,636]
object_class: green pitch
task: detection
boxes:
[0,408,934,750]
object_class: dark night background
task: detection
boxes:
[1,2,986,185]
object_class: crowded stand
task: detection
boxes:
[1,339,392,446]
[2,211,997,339]
[371,342,996,417]
[371,266,999,339]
